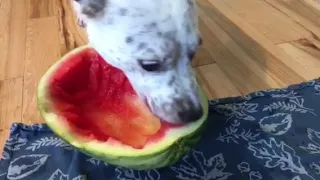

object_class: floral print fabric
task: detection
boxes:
[1,78,320,180]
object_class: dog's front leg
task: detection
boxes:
[77,17,87,28]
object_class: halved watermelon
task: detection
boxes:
[37,45,209,170]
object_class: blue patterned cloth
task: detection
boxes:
[1,78,320,180]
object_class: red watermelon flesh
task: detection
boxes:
[47,48,182,149]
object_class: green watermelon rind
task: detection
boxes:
[79,104,208,170]
[36,45,209,170]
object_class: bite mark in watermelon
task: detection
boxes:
[37,45,209,170]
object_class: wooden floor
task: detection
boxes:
[1,0,320,152]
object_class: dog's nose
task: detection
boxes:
[178,106,203,123]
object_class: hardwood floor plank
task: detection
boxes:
[278,40,320,79]
[193,68,214,100]
[6,0,28,79]
[290,38,320,59]
[0,129,10,158]
[197,8,281,94]
[200,0,305,86]
[298,0,320,18]
[0,78,23,130]
[27,0,56,19]
[23,17,61,125]
[0,0,11,80]
[264,0,320,47]
[27,0,88,54]
[192,44,215,67]
[196,64,242,99]
[221,0,311,44]
[192,20,216,67]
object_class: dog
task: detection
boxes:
[71,0,203,124]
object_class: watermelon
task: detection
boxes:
[37,45,209,170]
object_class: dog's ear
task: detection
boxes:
[80,0,107,18]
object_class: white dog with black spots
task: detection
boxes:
[72,0,204,124]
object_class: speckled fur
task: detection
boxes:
[72,0,203,124]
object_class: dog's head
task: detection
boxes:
[75,0,203,124]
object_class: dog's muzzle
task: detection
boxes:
[177,99,203,123]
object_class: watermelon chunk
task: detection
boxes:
[37,45,208,170]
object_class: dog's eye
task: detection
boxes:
[138,60,161,72]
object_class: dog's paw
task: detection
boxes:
[77,17,86,28]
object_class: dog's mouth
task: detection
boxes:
[141,93,204,125]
